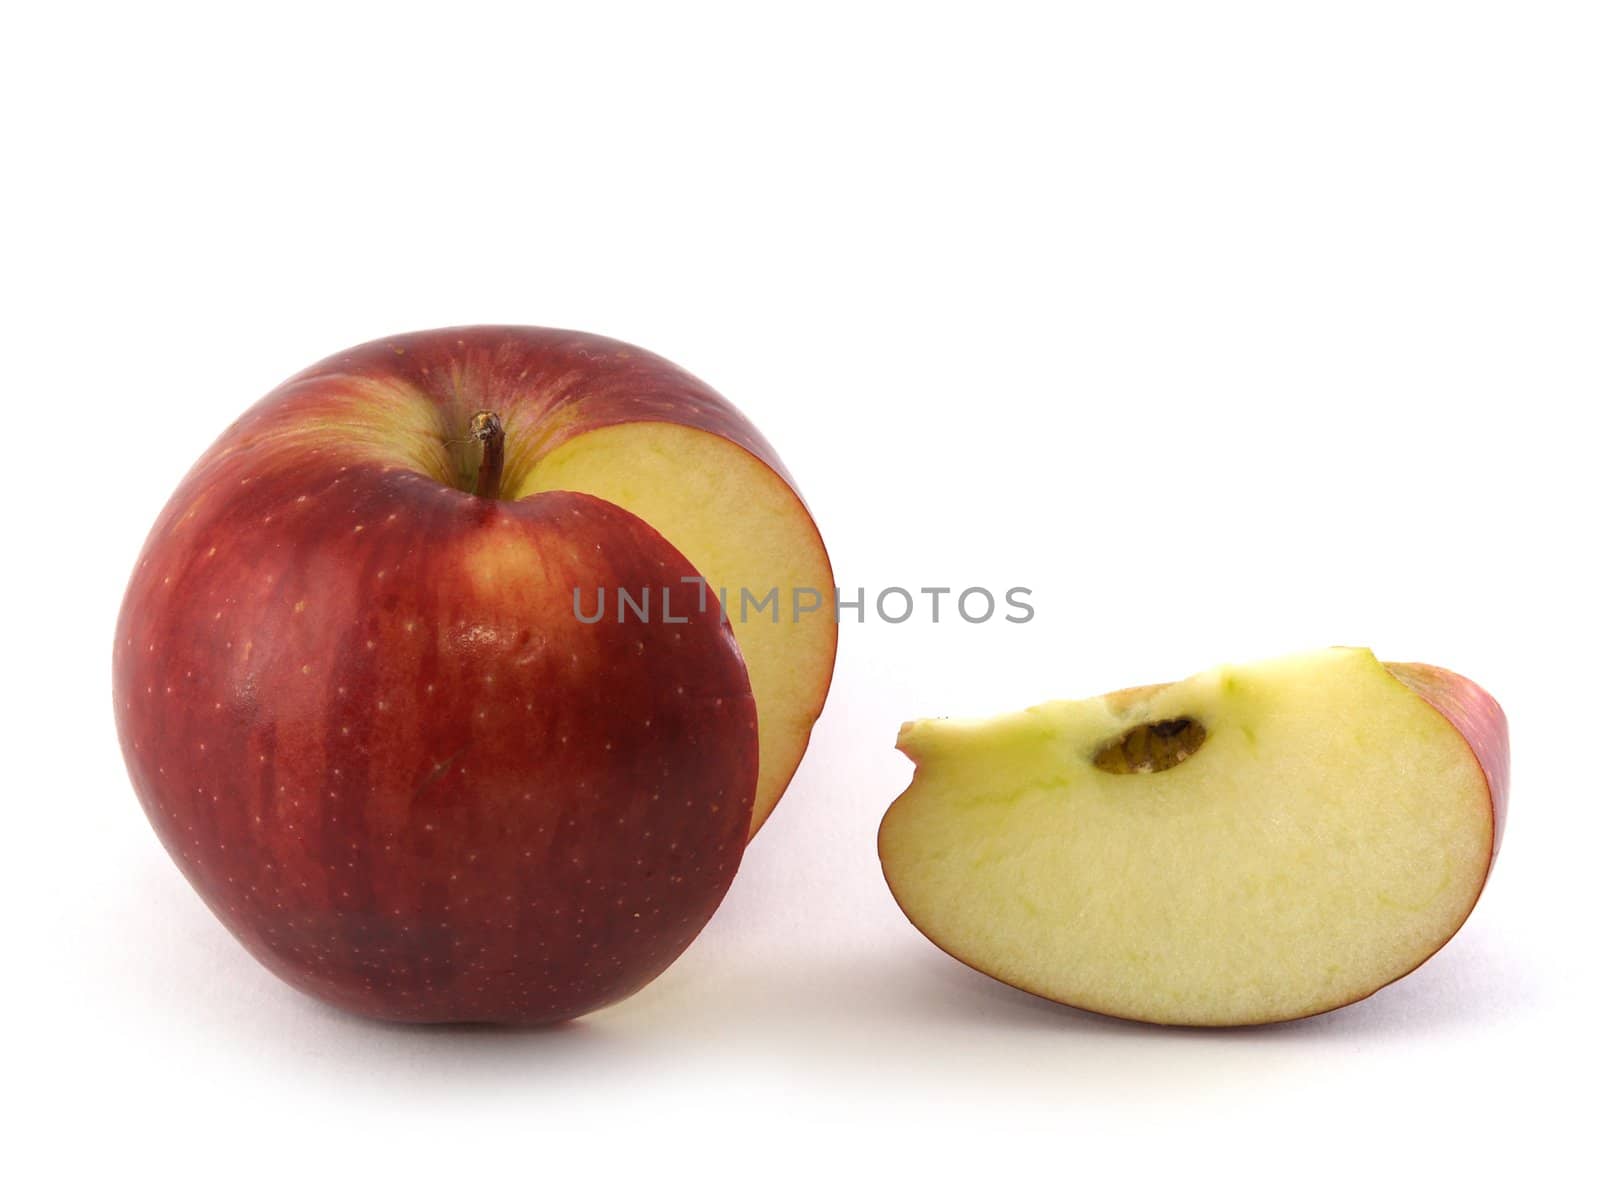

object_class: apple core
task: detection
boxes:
[1092,717,1207,774]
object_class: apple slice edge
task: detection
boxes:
[1383,661,1509,868]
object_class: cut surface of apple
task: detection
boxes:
[879,648,1508,1026]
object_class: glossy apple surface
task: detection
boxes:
[878,648,1508,1026]
[115,326,833,1023]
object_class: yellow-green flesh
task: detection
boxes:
[879,648,1493,1025]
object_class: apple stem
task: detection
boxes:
[470,411,505,499]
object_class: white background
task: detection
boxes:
[4,2,1596,1195]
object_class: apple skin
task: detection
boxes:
[114,329,774,1024]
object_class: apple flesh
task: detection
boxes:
[114,326,834,1023]
[878,648,1508,1026]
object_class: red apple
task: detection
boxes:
[114,326,836,1023]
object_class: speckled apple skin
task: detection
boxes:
[113,329,768,1024]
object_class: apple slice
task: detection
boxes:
[878,648,1508,1026]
